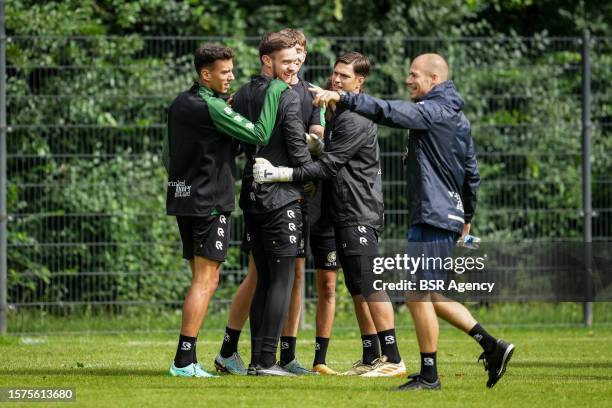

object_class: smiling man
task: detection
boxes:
[218,31,313,377]
[308,53,514,390]
[165,43,288,378]
[254,52,406,378]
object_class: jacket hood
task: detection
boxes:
[423,80,464,111]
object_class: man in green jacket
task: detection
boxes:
[165,43,287,378]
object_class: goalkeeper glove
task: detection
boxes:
[253,157,293,184]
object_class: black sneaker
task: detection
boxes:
[255,363,297,377]
[479,339,515,388]
[247,363,257,376]
[396,374,441,391]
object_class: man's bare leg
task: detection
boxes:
[405,292,440,384]
[174,256,220,368]
[430,292,477,332]
[217,253,256,373]
[315,269,337,338]
[351,295,382,365]
[227,253,257,330]
[312,269,337,371]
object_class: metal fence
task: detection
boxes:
[1,32,611,333]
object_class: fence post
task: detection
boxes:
[0,0,8,335]
[581,29,593,327]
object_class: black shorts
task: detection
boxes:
[176,214,231,262]
[335,225,380,257]
[244,202,303,257]
[311,235,339,270]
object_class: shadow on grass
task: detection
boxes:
[511,361,612,369]
[0,368,164,376]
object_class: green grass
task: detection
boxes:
[8,302,612,334]
[1,326,612,407]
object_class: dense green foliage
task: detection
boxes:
[4,1,611,306]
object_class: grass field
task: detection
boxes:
[1,324,612,408]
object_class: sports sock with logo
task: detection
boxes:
[220,327,241,358]
[361,334,380,365]
[377,328,401,363]
[468,323,497,353]
[280,336,297,365]
[174,334,197,368]
[313,337,330,366]
[420,351,438,382]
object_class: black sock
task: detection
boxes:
[420,352,438,382]
[220,327,241,358]
[378,329,401,364]
[280,336,296,365]
[174,334,196,368]
[361,334,380,365]
[314,337,330,366]
[260,351,276,369]
[468,323,497,354]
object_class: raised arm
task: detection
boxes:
[202,79,288,145]
[309,88,434,130]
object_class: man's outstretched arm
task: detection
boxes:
[309,88,433,130]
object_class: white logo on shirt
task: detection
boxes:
[359,237,368,245]
[217,228,224,237]
[219,215,227,224]
[288,223,296,232]
[287,210,295,219]
[215,241,223,250]
[289,235,297,244]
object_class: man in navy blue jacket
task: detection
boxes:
[309,53,514,391]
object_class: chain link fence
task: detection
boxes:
[3,35,611,333]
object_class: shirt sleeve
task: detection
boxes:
[281,91,312,166]
[162,126,169,173]
[341,92,434,130]
[293,114,370,182]
[202,79,288,145]
[462,129,480,223]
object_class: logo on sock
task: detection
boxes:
[473,334,483,342]
[281,342,289,350]
[315,342,321,350]
[384,335,395,345]
[423,357,434,366]
[224,333,230,342]
[362,339,372,347]
[181,342,192,351]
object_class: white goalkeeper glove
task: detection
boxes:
[253,157,293,184]
[305,132,324,156]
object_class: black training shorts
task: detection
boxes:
[244,201,303,257]
[176,213,231,262]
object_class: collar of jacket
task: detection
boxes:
[421,80,465,112]
[191,82,221,99]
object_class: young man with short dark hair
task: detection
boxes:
[166,43,287,377]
